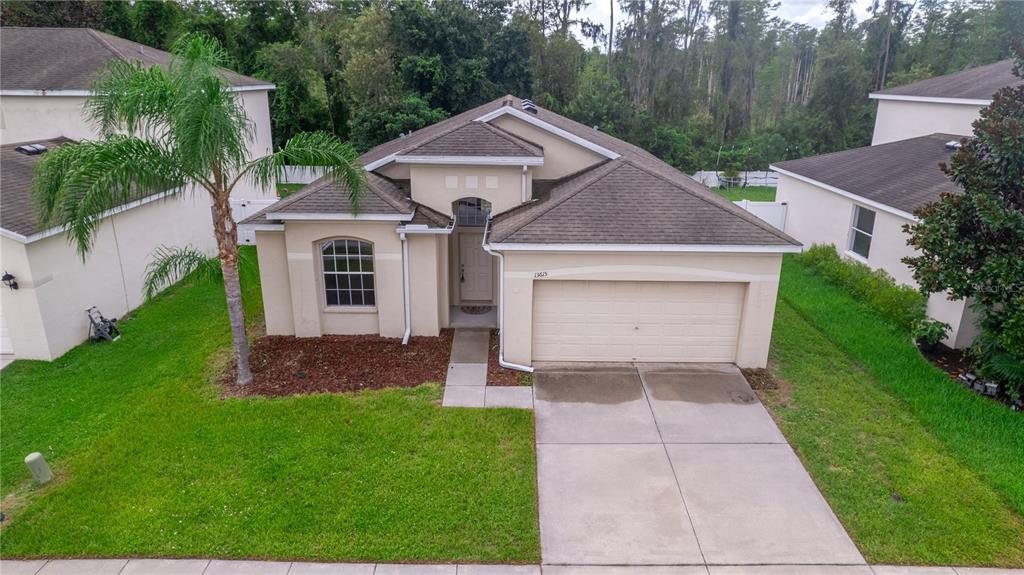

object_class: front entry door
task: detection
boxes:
[459,232,492,301]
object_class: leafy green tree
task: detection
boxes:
[256,41,333,147]
[32,34,366,385]
[132,0,182,49]
[349,94,449,152]
[904,51,1024,395]
[567,56,630,135]
[342,1,400,108]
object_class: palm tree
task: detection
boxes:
[33,33,366,385]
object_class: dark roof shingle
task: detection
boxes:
[397,122,542,157]
[772,133,962,215]
[0,137,75,236]
[872,59,1020,101]
[0,27,271,91]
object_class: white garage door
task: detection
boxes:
[532,280,745,363]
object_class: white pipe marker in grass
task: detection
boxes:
[25,452,53,485]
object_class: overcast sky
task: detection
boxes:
[577,0,877,48]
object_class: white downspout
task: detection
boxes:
[521,165,528,203]
[400,231,412,346]
[481,218,534,373]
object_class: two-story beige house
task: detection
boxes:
[772,59,1021,348]
[242,97,801,370]
[0,28,275,362]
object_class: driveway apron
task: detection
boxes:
[533,363,865,566]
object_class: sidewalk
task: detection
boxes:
[440,328,532,409]
[2,559,1021,575]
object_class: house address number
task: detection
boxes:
[534,271,549,278]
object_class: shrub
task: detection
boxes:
[793,244,927,331]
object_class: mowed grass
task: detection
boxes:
[763,302,1024,566]
[714,185,776,201]
[276,183,305,198]
[778,257,1024,517]
[0,248,539,562]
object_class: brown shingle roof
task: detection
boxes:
[872,59,1020,101]
[0,137,75,236]
[772,133,962,215]
[397,122,542,158]
[0,27,271,91]
[489,159,796,246]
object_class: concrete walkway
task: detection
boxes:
[441,329,532,409]
[533,364,862,566]
[2,560,1020,575]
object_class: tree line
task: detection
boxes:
[3,0,1021,172]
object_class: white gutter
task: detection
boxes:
[400,232,412,346]
[480,219,533,374]
[521,165,528,203]
[1,190,177,244]
[867,93,991,106]
[394,155,543,166]
[771,165,920,222]
[0,85,275,97]
[488,242,802,253]
[273,212,415,221]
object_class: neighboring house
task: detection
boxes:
[242,96,800,370]
[0,28,276,361]
[869,59,1017,144]
[772,61,1022,348]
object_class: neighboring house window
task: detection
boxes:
[849,206,875,259]
[457,198,492,226]
[321,239,375,307]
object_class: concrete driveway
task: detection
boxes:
[533,364,865,567]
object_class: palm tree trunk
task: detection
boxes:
[211,191,253,386]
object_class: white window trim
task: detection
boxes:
[487,242,801,253]
[847,205,875,260]
[473,107,621,159]
[868,93,991,106]
[771,166,919,222]
[321,239,377,309]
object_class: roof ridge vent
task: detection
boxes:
[521,99,538,114]
[945,140,962,150]
[15,143,48,156]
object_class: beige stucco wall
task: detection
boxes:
[871,99,982,145]
[499,251,783,368]
[776,173,977,347]
[1,194,215,360]
[489,115,606,179]
[0,91,274,201]
[410,165,529,217]
[263,221,446,339]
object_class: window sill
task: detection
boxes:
[843,249,870,264]
[322,306,378,314]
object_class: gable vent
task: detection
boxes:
[945,140,962,150]
[15,144,48,156]
[521,98,538,114]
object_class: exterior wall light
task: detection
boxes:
[2,271,18,290]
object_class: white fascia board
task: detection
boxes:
[487,242,801,253]
[771,165,920,222]
[395,225,454,235]
[868,93,991,106]
[394,155,544,166]
[0,228,29,243]
[12,190,177,244]
[241,223,285,232]
[1,85,274,97]
[272,212,415,222]
[474,106,621,159]
[363,154,396,171]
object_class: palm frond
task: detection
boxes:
[86,59,177,138]
[143,245,224,300]
[244,132,366,212]
[33,137,183,257]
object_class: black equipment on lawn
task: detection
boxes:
[86,306,121,343]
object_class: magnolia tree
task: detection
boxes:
[34,34,366,385]
[903,48,1024,396]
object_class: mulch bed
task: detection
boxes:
[919,343,974,380]
[222,329,454,397]
[742,367,779,391]
[487,329,531,386]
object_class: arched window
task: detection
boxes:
[321,239,375,307]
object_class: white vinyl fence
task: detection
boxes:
[733,200,788,230]
[692,170,778,188]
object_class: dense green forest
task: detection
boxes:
[3,0,1021,171]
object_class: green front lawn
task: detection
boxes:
[760,257,1024,566]
[276,183,305,198]
[714,185,776,201]
[0,249,539,563]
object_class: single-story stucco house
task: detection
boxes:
[0,28,276,362]
[242,96,801,370]
[773,60,1021,348]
